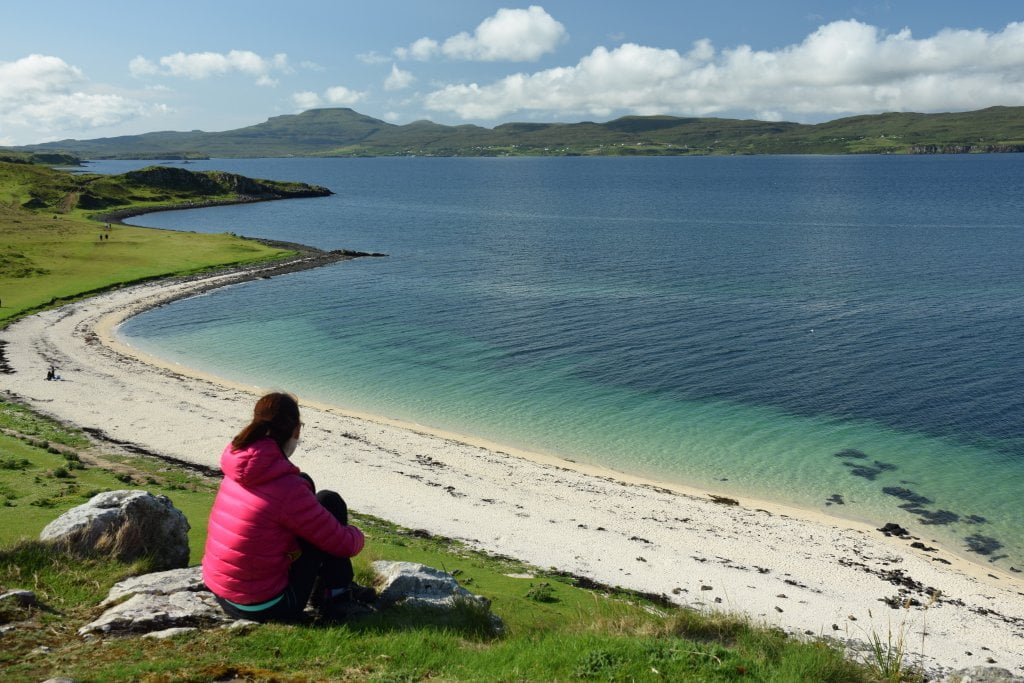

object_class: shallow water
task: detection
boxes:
[100,155,1024,570]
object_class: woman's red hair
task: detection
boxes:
[232,392,300,451]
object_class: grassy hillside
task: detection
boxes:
[0,161,315,327]
[7,106,1024,158]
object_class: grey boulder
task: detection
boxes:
[79,566,234,636]
[40,490,190,570]
[372,560,489,609]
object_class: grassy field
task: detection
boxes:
[0,162,915,681]
[0,161,299,327]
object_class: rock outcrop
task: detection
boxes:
[79,566,237,637]
[372,560,490,610]
[40,490,190,570]
[78,561,503,638]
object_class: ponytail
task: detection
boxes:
[232,392,300,452]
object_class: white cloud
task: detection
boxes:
[358,51,391,65]
[324,86,365,105]
[395,6,565,62]
[130,50,290,85]
[394,38,439,62]
[292,85,366,111]
[384,64,415,91]
[0,54,151,142]
[129,55,159,77]
[383,111,401,122]
[424,20,1024,121]
[292,91,322,109]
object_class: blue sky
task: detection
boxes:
[2,1,1023,145]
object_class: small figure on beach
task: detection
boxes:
[45,365,58,381]
[202,392,372,621]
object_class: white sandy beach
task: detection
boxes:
[3,262,1023,676]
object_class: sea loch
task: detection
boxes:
[103,154,1024,571]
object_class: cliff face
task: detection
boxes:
[122,166,332,198]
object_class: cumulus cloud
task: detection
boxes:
[384,64,415,91]
[291,85,367,110]
[395,6,565,62]
[0,54,151,142]
[324,86,365,105]
[424,20,1024,121]
[394,38,439,62]
[130,50,289,86]
[291,91,323,110]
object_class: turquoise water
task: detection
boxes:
[103,155,1024,570]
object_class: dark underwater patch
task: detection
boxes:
[882,487,932,506]
[902,507,960,525]
[965,534,1004,556]
[843,460,898,481]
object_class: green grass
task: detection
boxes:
[0,161,301,328]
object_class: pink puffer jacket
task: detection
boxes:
[202,437,364,604]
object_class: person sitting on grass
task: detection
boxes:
[202,391,373,621]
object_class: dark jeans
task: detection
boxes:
[216,486,354,622]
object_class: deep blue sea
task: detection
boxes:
[91,155,1024,570]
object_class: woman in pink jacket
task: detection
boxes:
[202,392,369,621]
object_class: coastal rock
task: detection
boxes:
[878,522,910,538]
[80,562,503,637]
[99,566,206,607]
[80,566,234,636]
[371,561,490,610]
[40,490,190,570]
[80,589,229,637]
[938,666,1023,682]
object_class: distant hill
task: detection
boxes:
[7,106,1024,158]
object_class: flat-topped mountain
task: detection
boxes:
[8,106,1024,158]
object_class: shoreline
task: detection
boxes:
[3,265,1024,674]
[99,266,1022,587]
[90,298,1024,587]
